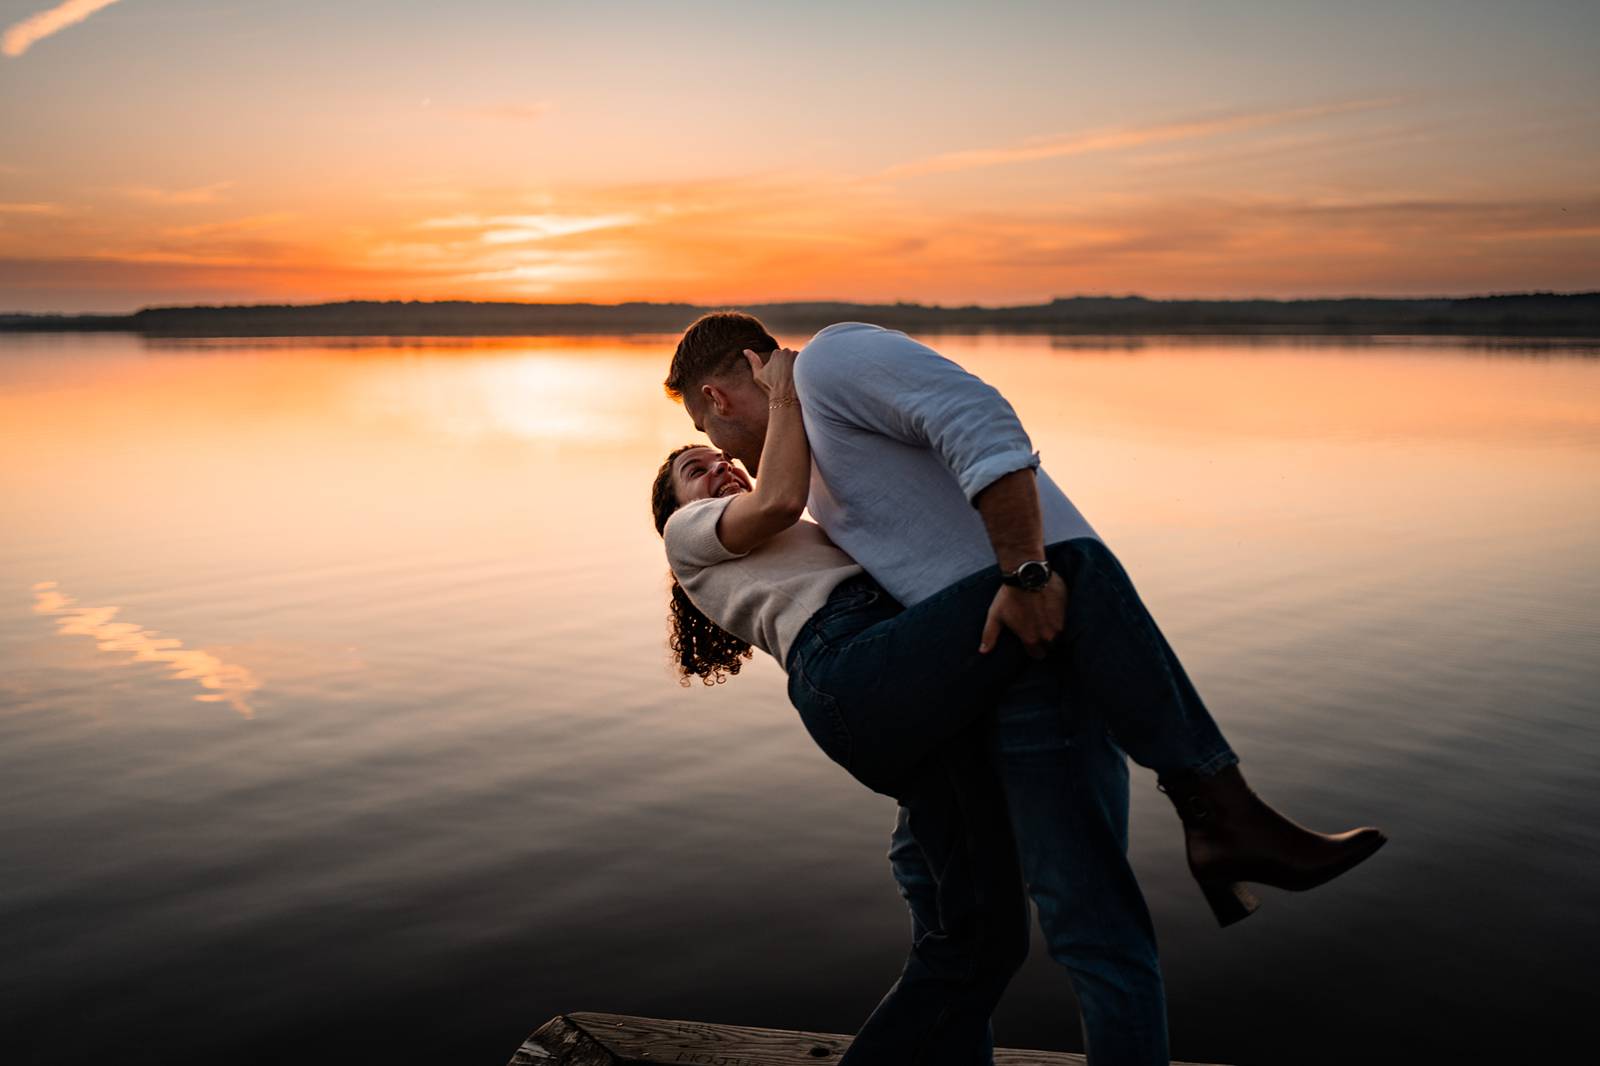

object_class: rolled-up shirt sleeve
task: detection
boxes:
[663,495,748,580]
[797,325,1040,504]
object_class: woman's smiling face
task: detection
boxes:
[671,446,753,505]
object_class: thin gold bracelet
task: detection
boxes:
[769,396,800,410]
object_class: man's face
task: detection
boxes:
[686,379,770,474]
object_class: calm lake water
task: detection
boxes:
[2,331,1597,1065]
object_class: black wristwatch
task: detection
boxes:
[999,559,1052,591]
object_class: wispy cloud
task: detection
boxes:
[3,0,124,59]
[869,193,1600,298]
[116,211,303,266]
[456,259,609,289]
[879,98,1401,180]
[0,201,67,214]
[420,211,638,243]
[480,213,637,244]
[116,181,234,206]
[378,208,641,293]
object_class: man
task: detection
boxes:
[665,313,1171,1064]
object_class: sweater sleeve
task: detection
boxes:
[663,496,749,579]
[796,324,1040,504]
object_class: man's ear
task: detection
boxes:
[701,382,733,416]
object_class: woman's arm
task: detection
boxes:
[716,347,809,554]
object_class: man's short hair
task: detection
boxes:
[664,311,778,402]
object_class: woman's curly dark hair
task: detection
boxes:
[652,445,755,686]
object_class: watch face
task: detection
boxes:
[1017,561,1051,589]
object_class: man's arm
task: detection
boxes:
[974,469,1067,658]
[798,328,1067,656]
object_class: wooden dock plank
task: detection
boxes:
[508,1012,1231,1065]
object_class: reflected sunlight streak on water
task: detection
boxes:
[30,580,262,717]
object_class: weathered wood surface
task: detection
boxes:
[508,1012,1231,1066]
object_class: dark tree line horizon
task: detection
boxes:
[3,292,1598,337]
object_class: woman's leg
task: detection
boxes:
[1045,538,1237,783]
[802,539,1235,796]
[1048,540,1385,925]
[797,546,1382,931]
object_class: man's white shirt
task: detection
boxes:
[795,322,1099,607]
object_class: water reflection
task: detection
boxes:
[1,333,1595,1066]
[30,581,262,717]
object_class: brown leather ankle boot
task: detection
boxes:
[1158,765,1388,927]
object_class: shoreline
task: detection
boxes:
[3,293,1597,339]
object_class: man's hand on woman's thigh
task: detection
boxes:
[979,575,1068,658]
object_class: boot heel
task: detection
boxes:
[1200,879,1260,927]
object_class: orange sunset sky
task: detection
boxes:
[1,0,1596,312]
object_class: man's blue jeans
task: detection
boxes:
[833,722,1031,1065]
[786,538,1239,1064]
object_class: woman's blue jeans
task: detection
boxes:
[785,537,1238,1065]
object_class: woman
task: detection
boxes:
[651,347,1387,927]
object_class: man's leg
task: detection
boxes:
[989,662,1170,1066]
[844,725,1030,1066]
